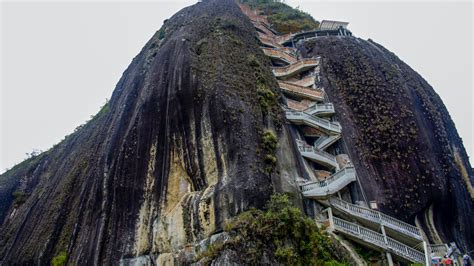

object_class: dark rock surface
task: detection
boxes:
[1,0,473,264]
[0,0,303,264]
[300,36,474,251]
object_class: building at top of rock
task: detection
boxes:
[319,20,349,30]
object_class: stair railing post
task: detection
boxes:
[381,225,394,266]
[327,208,335,232]
[423,241,430,266]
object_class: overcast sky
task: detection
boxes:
[1,0,472,173]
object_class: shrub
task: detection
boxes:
[157,28,166,40]
[247,54,260,68]
[12,191,28,205]
[262,130,278,152]
[51,251,67,266]
[197,194,348,265]
[257,81,277,111]
[261,130,278,172]
[241,0,319,34]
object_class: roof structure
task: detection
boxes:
[319,20,349,31]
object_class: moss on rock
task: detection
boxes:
[196,194,351,265]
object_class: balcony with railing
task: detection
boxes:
[285,111,342,134]
[272,58,319,78]
[279,81,324,101]
[331,216,426,264]
[300,167,356,198]
[329,198,423,242]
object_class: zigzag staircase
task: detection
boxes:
[237,2,450,265]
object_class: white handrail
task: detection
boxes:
[262,48,297,63]
[297,140,337,163]
[286,74,316,87]
[332,217,425,263]
[330,198,422,240]
[430,244,448,254]
[305,103,335,115]
[272,58,319,76]
[279,81,324,100]
[301,166,356,192]
[314,135,341,150]
[285,111,342,133]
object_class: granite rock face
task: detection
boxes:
[0,0,302,264]
[300,37,474,251]
[1,0,473,264]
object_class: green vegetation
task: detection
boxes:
[261,130,278,172]
[157,28,166,40]
[51,251,67,266]
[241,0,319,34]
[262,130,278,152]
[257,81,277,110]
[247,54,278,113]
[97,99,110,116]
[12,191,29,205]
[355,245,380,263]
[196,194,349,265]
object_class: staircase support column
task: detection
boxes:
[386,252,394,266]
[423,241,431,266]
[380,225,394,266]
[327,208,335,232]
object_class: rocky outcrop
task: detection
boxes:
[300,37,474,251]
[1,0,473,264]
[0,0,303,264]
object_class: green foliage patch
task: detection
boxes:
[261,130,278,172]
[12,191,28,206]
[196,194,349,265]
[241,0,319,34]
[51,251,67,266]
